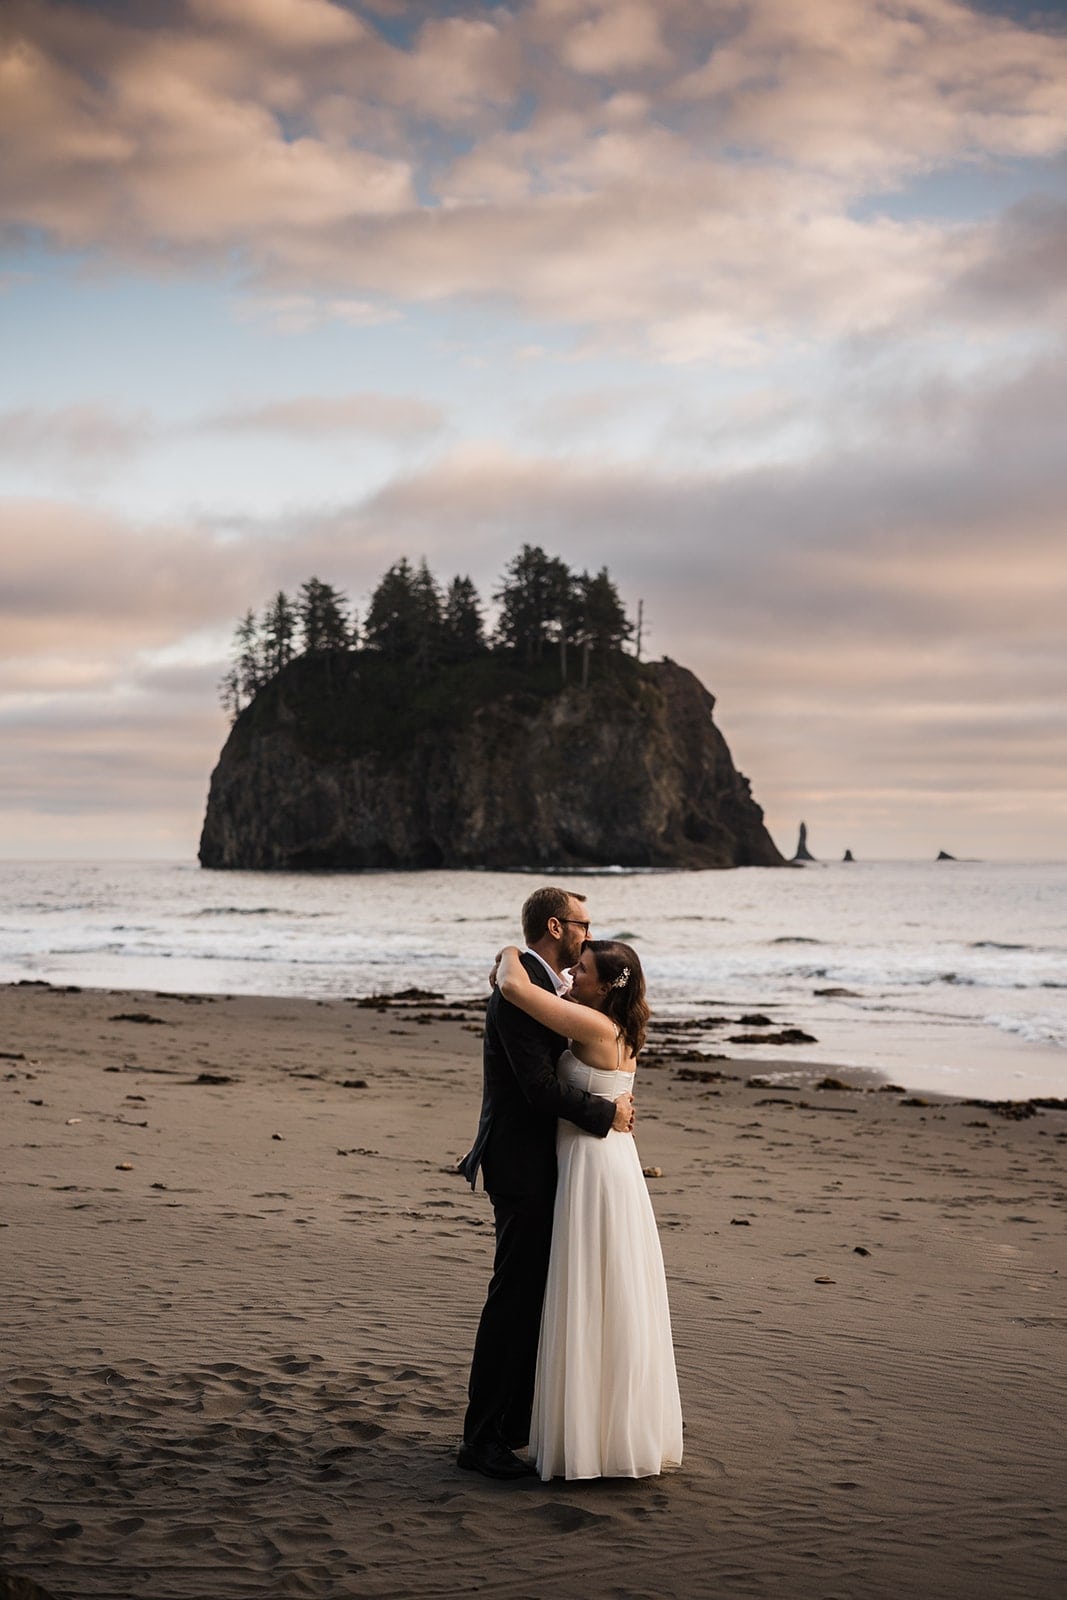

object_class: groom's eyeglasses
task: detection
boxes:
[561,919,591,935]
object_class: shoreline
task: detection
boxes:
[4,975,1062,1112]
[2,981,1065,1599]
[4,855,1065,1107]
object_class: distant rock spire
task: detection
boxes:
[792,821,815,862]
[842,848,854,862]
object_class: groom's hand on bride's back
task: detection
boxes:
[612,1093,635,1133]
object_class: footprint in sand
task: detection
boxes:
[109,1517,145,1535]
[532,1502,610,1533]
[161,1524,218,1547]
[271,1354,321,1375]
[342,1419,386,1441]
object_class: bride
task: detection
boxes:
[497,939,683,1481]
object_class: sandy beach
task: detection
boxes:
[1,980,1064,1600]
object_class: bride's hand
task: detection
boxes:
[488,949,503,990]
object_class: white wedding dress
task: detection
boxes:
[529,1045,684,1480]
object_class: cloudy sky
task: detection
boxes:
[2,0,1066,862]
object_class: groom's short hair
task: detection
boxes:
[521,886,586,944]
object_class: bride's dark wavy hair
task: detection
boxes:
[584,940,649,1057]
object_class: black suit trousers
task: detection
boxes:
[462,1191,554,1450]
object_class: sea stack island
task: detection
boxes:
[199,550,785,872]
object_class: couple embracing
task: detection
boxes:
[458,886,683,1483]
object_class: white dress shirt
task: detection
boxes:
[524,946,573,996]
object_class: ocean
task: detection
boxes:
[1,858,1064,1102]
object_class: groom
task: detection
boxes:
[457,886,635,1480]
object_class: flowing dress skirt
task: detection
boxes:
[530,1055,683,1481]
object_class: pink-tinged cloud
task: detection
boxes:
[560,1,673,76]
[2,1,1066,355]
[0,405,155,476]
[671,0,1067,174]
[208,392,445,439]
[186,0,368,51]
[0,499,258,651]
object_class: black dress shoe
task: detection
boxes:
[501,1417,529,1451]
[457,1440,536,1480]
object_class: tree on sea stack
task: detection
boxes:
[575,567,633,686]
[298,577,353,654]
[364,558,439,670]
[261,590,298,678]
[494,544,574,666]
[218,607,268,718]
[493,545,631,683]
[441,575,487,661]
[218,662,242,723]
[410,559,445,675]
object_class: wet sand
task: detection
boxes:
[1,981,1064,1599]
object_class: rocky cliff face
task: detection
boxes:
[198,653,784,870]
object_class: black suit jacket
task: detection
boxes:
[459,952,616,1202]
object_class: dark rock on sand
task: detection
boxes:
[649,1047,728,1064]
[0,1568,61,1600]
[729,1028,818,1045]
[964,1099,1039,1120]
[199,654,785,871]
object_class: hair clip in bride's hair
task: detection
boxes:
[611,966,630,990]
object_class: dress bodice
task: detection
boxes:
[558,1046,635,1101]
